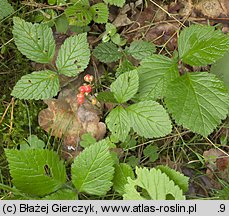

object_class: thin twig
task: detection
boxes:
[0,98,13,125]
[205,137,229,157]
[149,0,186,27]
[21,1,66,11]
[9,98,14,133]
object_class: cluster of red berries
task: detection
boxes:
[77,74,94,105]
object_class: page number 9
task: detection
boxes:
[219,204,225,212]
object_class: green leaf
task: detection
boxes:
[165,72,229,136]
[137,54,179,100]
[125,40,156,60]
[111,33,126,46]
[121,136,137,151]
[103,0,125,7]
[126,156,139,168]
[28,135,45,149]
[105,23,117,37]
[143,145,159,162]
[178,25,229,66]
[57,0,67,5]
[65,4,92,27]
[71,139,114,196]
[106,106,131,142]
[113,163,135,195]
[0,183,29,199]
[210,51,229,91]
[156,165,189,193]
[43,189,78,200]
[111,70,139,103]
[48,0,56,5]
[20,135,45,150]
[123,167,185,200]
[217,185,229,200]
[93,42,122,63]
[80,133,97,148]
[70,0,89,6]
[127,100,172,138]
[0,0,14,20]
[12,17,55,63]
[116,59,135,77]
[11,70,59,100]
[96,91,118,103]
[55,14,68,33]
[90,3,108,24]
[56,33,90,77]
[5,149,66,197]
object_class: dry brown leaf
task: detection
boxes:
[124,2,179,50]
[194,0,229,18]
[195,0,225,18]
[203,148,229,181]
[113,14,133,27]
[38,88,106,160]
[144,23,179,50]
[178,0,193,17]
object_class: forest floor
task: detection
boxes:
[0,0,229,200]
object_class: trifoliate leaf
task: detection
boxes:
[210,51,229,91]
[156,165,189,193]
[111,70,139,103]
[90,3,108,24]
[93,42,122,63]
[71,140,114,196]
[126,101,172,138]
[56,33,90,77]
[43,189,78,200]
[12,17,55,63]
[143,145,159,162]
[113,163,135,195]
[11,70,59,100]
[65,4,92,27]
[80,133,96,148]
[165,72,229,136]
[0,0,14,20]
[178,25,229,66]
[106,106,131,142]
[137,54,179,100]
[125,40,156,60]
[123,167,185,200]
[5,149,66,197]
[103,0,125,7]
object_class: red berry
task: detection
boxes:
[77,97,84,105]
[84,85,92,93]
[79,86,86,93]
[84,74,94,83]
[76,93,84,99]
